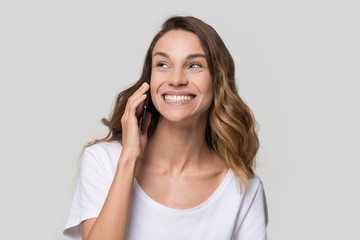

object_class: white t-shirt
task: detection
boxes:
[63,141,268,240]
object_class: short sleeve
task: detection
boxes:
[63,148,112,239]
[233,180,268,240]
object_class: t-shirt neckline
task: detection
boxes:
[133,168,233,214]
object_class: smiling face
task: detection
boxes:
[150,30,213,124]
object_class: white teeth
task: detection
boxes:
[164,95,193,102]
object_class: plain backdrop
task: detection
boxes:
[1,0,359,239]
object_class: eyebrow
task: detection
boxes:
[153,52,206,60]
[186,53,206,59]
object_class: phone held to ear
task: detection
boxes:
[140,75,151,132]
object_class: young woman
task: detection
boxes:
[64,16,268,240]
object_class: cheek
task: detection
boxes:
[149,72,162,93]
[150,88,158,103]
[205,80,213,94]
[202,77,214,103]
[205,88,214,108]
[150,79,161,110]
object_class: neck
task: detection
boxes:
[143,116,212,178]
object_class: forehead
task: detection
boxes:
[152,30,205,56]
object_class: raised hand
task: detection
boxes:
[120,82,151,162]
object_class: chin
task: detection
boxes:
[159,113,193,123]
[158,109,210,125]
[153,99,211,124]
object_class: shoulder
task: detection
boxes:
[84,140,122,156]
[229,170,264,194]
[228,172,268,230]
[81,141,122,177]
[242,174,265,201]
[247,174,266,206]
[248,174,264,192]
[242,174,267,220]
[228,171,266,206]
[231,174,268,238]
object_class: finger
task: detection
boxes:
[124,83,149,115]
[131,82,150,100]
[127,94,147,118]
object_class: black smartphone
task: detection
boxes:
[140,74,151,132]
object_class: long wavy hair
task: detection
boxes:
[83,16,259,189]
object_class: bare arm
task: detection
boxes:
[83,157,137,240]
[83,82,151,240]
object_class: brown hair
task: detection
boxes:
[84,16,259,189]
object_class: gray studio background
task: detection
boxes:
[1,0,359,239]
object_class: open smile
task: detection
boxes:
[163,94,196,103]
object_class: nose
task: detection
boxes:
[167,68,188,87]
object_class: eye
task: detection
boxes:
[189,62,202,68]
[156,62,169,68]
